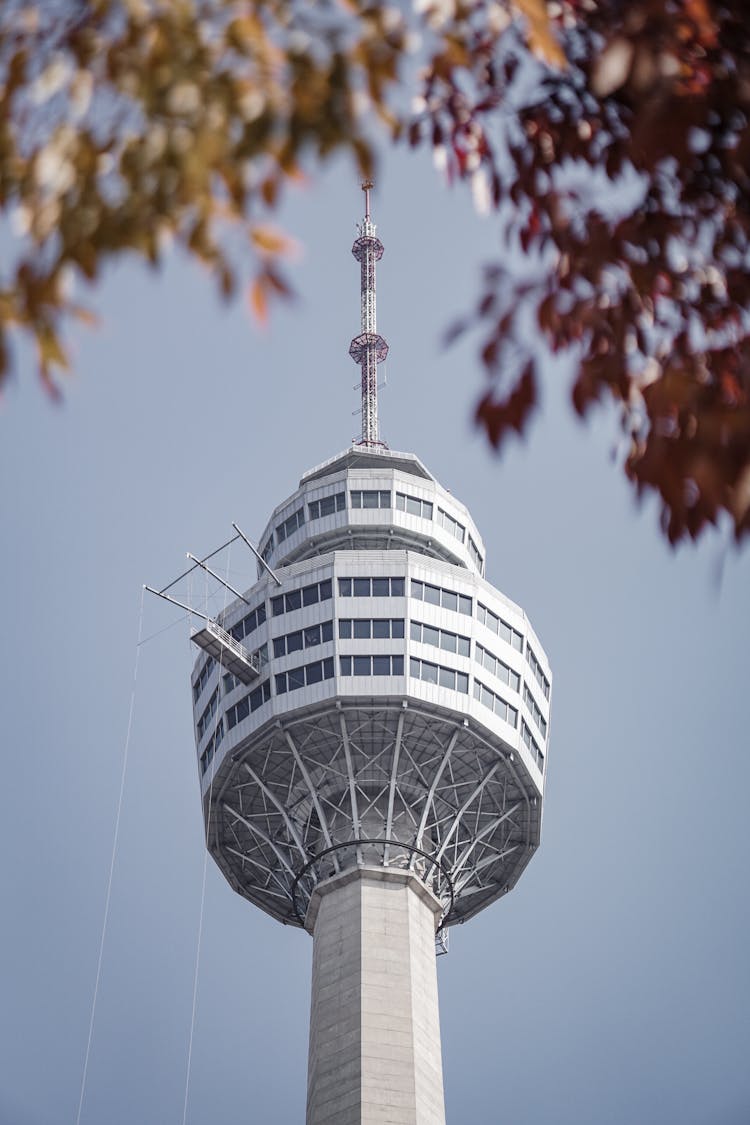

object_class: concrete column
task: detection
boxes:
[305,867,446,1125]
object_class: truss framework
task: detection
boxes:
[207,700,541,929]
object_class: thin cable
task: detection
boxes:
[75,585,145,1125]
[137,612,190,648]
[181,546,233,1125]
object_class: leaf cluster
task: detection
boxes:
[2,0,749,545]
[415,0,750,543]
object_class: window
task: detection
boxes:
[192,658,215,703]
[309,492,346,520]
[527,644,551,700]
[276,506,305,544]
[437,507,465,542]
[411,579,472,616]
[410,657,469,693]
[197,688,219,740]
[350,490,391,509]
[273,620,333,657]
[340,618,404,640]
[476,643,521,693]
[260,538,274,562]
[226,680,271,730]
[477,601,523,652]
[223,646,266,695]
[288,666,305,690]
[467,534,483,573]
[523,684,547,738]
[522,720,545,771]
[340,654,404,676]
[199,719,224,774]
[286,631,304,654]
[396,492,433,519]
[271,579,333,617]
[473,679,519,728]
[338,576,405,597]
[275,657,335,694]
[230,602,267,643]
[411,620,470,657]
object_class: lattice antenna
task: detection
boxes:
[349,181,389,449]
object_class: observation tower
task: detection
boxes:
[181,186,552,1123]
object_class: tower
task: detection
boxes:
[187,187,551,1123]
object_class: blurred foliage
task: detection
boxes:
[1,0,748,544]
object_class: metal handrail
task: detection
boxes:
[205,619,260,672]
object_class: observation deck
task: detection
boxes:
[191,448,551,932]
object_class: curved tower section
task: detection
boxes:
[188,191,551,1125]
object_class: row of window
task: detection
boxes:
[266,488,478,556]
[199,719,224,774]
[226,680,271,730]
[273,620,334,658]
[477,601,524,652]
[340,617,404,639]
[276,506,305,544]
[411,579,472,616]
[477,642,521,693]
[523,684,547,739]
[309,492,346,520]
[527,644,551,700]
[350,489,391,509]
[473,679,519,728]
[338,576,405,597]
[193,658,214,703]
[467,535,483,573]
[221,590,530,678]
[396,491,433,519]
[214,660,526,713]
[197,688,219,741]
[410,657,469,694]
[204,672,542,773]
[437,506,465,542]
[521,720,545,772]
[271,579,333,617]
[411,619,470,657]
[276,657,335,695]
[340,654,405,677]
[230,601,267,643]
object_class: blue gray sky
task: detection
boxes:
[1,147,748,1125]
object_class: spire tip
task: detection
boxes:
[361,180,374,220]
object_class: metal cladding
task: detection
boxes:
[191,448,551,933]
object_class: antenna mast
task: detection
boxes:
[349,181,388,449]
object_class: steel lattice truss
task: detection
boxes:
[349,189,388,448]
[208,701,541,929]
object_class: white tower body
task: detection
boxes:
[188,197,551,1123]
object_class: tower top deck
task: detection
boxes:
[301,448,434,486]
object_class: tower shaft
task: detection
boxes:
[306,868,446,1125]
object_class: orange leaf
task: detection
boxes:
[249,276,268,325]
[250,224,296,258]
[511,0,566,67]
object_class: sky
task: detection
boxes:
[1,145,748,1125]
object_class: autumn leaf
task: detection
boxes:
[511,0,565,67]
[249,275,269,326]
